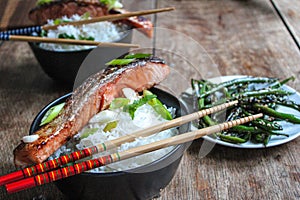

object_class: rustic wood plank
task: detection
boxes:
[0,42,69,200]
[0,0,19,30]
[0,0,8,26]
[271,0,300,49]
[156,0,300,199]
[0,0,36,30]
[0,0,299,199]
[156,0,300,87]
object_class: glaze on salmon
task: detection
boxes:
[13,57,170,167]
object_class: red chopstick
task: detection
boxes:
[5,153,117,193]
[0,146,98,186]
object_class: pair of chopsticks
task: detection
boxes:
[0,100,263,193]
[0,7,175,48]
[2,100,238,188]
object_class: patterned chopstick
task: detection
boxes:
[42,7,175,31]
[5,113,263,194]
[0,100,238,186]
[0,26,42,36]
[0,7,175,38]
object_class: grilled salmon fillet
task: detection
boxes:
[29,0,153,37]
[14,57,169,168]
[29,0,109,25]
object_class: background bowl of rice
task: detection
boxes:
[29,18,132,85]
[29,87,190,200]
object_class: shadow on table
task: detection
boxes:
[187,138,293,162]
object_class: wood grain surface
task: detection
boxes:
[0,0,300,199]
[271,0,300,48]
[0,0,36,30]
[155,0,300,199]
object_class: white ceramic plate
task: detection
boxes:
[188,75,300,148]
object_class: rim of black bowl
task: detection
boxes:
[29,89,190,176]
[28,29,132,53]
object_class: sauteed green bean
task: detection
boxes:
[192,76,300,145]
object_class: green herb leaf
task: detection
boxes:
[36,0,53,6]
[81,12,91,20]
[110,98,130,109]
[124,53,152,59]
[123,94,157,119]
[79,35,95,41]
[54,19,63,25]
[40,30,48,37]
[105,59,135,66]
[53,18,70,25]
[40,103,65,126]
[80,128,98,139]
[99,0,123,10]
[58,33,75,39]
[103,121,118,132]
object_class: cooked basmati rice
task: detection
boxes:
[50,89,177,172]
[39,14,129,51]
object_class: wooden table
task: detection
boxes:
[1,0,299,199]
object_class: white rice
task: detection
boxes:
[50,89,177,172]
[39,14,128,51]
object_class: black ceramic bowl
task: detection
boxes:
[29,31,132,84]
[30,88,190,200]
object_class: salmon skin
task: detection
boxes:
[28,0,153,37]
[13,56,170,168]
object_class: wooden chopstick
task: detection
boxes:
[42,7,175,31]
[6,35,139,48]
[0,7,175,37]
[5,113,263,194]
[0,100,237,187]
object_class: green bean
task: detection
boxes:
[229,125,260,134]
[229,125,288,145]
[197,81,207,109]
[217,134,247,144]
[253,133,265,143]
[275,100,300,111]
[241,109,283,131]
[199,77,277,98]
[237,89,293,98]
[198,83,217,126]
[263,135,271,146]
[251,131,288,145]
[252,119,282,131]
[203,115,217,126]
[192,76,297,145]
[268,132,289,137]
[270,76,295,89]
[223,87,231,99]
[252,103,300,124]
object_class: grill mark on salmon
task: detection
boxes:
[13,57,170,168]
[28,0,153,37]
